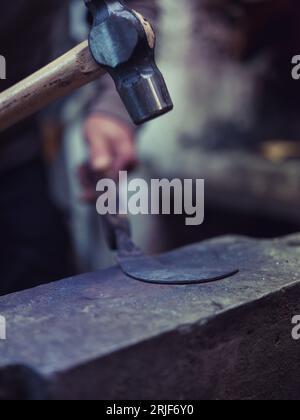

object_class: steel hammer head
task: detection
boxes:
[85,0,173,125]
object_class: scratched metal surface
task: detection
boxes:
[0,234,300,376]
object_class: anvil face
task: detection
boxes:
[1,235,300,399]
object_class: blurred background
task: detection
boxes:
[2,0,300,292]
[53,0,300,273]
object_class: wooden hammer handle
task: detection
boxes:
[0,41,106,132]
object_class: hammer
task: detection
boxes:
[0,0,173,132]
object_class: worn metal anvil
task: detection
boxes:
[1,235,300,400]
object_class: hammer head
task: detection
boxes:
[85,0,173,125]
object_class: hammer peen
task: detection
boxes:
[0,0,173,132]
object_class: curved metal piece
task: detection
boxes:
[103,214,239,285]
[118,255,238,285]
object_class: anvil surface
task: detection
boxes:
[1,235,300,400]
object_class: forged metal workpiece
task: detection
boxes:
[103,213,238,284]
